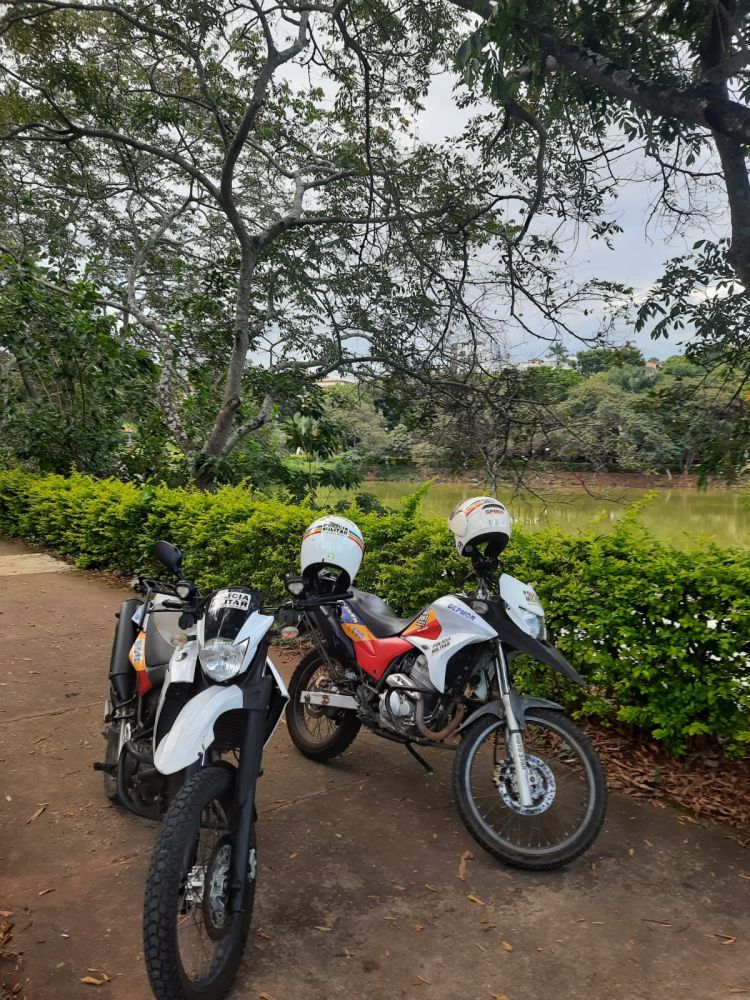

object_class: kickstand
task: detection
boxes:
[405,742,434,775]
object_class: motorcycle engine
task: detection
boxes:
[378,652,438,735]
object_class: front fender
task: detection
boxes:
[154,685,244,775]
[457,694,564,734]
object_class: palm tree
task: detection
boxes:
[548,342,568,367]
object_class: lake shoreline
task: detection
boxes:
[368,469,748,491]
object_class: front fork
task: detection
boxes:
[494,643,533,808]
[229,674,273,914]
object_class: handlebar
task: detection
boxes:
[293,590,353,609]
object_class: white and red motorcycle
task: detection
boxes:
[284,498,606,870]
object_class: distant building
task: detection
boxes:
[303,367,358,388]
[645,358,662,372]
[516,356,575,371]
[315,374,358,388]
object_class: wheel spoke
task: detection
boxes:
[296,663,347,746]
[463,715,599,858]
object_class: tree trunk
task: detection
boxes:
[699,0,750,290]
[193,247,258,488]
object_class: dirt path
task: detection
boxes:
[1,536,748,1000]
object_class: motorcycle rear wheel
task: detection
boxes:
[453,709,606,870]
[143,766,254,1000]
[286,649,360,760]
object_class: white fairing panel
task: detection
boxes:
[405,595,497,693]
[264,655,289,699]
[154,684,244,774]
[168,640,200,683]
[234,611,275,652]
[500,573,545,632]
[153,640,200,739]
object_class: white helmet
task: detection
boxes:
[300,515,364,591]
[448,496,512,558]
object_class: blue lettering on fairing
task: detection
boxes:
[447,602,476,621]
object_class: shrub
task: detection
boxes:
[0,469,748,755]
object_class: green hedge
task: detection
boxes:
[0,469,748,756]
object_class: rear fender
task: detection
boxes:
[457,694,564,733]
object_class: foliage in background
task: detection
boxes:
[0,259,164,476]
[0,468,747,756]
[376,347,750,481]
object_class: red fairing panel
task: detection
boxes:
[354,636,412,681]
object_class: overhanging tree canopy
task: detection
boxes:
[0,0,631,485]
[448,0,750,366]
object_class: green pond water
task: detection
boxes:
[328,480,749,549]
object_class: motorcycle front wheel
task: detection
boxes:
[143,766,254,1000]
[453,709,606,870]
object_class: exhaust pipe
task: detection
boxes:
[415,699,465,742]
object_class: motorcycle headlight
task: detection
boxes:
[200,637,248,682]
[520,612,546,640]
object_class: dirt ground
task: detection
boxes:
[1,536,748,1000]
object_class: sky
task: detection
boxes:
[416,72,727,362]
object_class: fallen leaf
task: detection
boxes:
[416,976,431,986]
[458,850,474,881]
[313,926,331,932]
[38,888,54,897]
[467,894,486,907]
[738,874,750,881]
[628,847,635,857]
[80,976,104,986]
[642,918,672,926]
[256,928,272,940]
[424,884,438,892]
[27,804,47,824]
[87,970,110,982]
[644,839,653,848]
[500,940,514,952]
[414,924,424,932]
[288,852,298,860]
[491,994,511,1000]
[711,933,736,944]
[259,993,276,1000]
[474,942,486,952]
[590,921,605,925]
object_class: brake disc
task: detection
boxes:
[493,754,557,816]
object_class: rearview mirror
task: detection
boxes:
[155,540,183,576]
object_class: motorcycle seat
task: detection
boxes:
[347,589,411,638]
